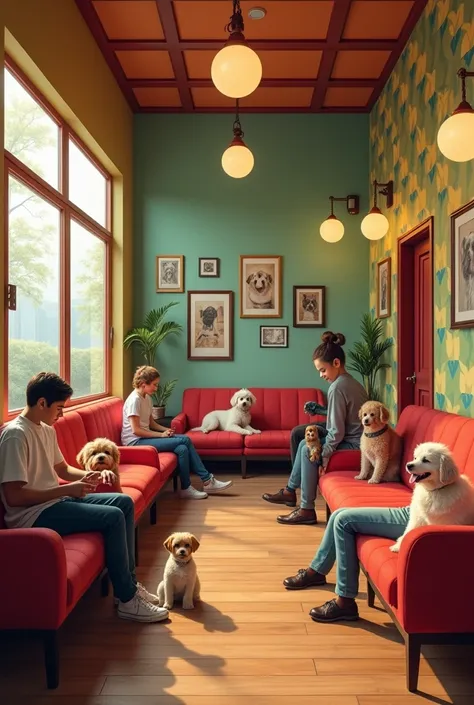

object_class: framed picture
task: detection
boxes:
[451,198,474,328]
[239,255,282,318]
[293,286,325,327]
[187,290,234,360]
[377,257,391,319]
[260,325,288,348]
[156,255,184,293]
[199,257,220,278]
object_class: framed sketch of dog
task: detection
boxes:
[260,325,288,348]
[187,290,234,360]
[376,257,391,319]
[240,255,282,318]
[199,257,220,278]
[451,198,474,329]
[156,255,184,293]
[293,286,325,327]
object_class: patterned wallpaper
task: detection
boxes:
[369,0,474,419]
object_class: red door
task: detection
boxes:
[413,239,433,407]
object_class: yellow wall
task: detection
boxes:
[0,0,134,420]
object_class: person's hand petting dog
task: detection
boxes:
[99,469,117,485]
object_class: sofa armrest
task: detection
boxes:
[172,412,187,434]
[325,449,361,474]
[397,525,474,633]
[118,445,160,469]
[0,528,67,630]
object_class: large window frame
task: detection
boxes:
[4,57,112,418]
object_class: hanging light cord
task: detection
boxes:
[233,99,244,138]
[225,0,244,34]
[458,68,468,103]
[372,179,378,209]
[329,197,335,217]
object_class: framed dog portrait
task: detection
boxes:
[156,255,184,293]
[377,257,391,319]
[240,255,282,318]
[187,290,234,360]
[451,198,474,328]
[260,325,288,348]
[199,257,220,278]
[293,286,325,327]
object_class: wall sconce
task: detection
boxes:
[361,179,393,241]
[437,68,474,162]
[221,100,254,178]
[320,195,360,243]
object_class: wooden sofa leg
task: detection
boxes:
[135,526,139,566]
[43,630,59,689]
[150,501,157,525]
[367,578,375,608]
[406,634,421,692]
[326,503,331,522]
[241,456,247,479]
[173,474,178,492]
[100,570,110,597]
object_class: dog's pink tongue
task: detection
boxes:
[409,473,416,484]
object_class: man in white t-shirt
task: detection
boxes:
[0,372,169,623]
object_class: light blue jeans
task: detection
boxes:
[134,435,211,490]
[310,506,410,598]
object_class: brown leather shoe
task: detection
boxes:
[277,508,317,525]
[262,488,297,507]
[283,568,327,590]
[309,598,359,622]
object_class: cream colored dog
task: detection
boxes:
[191,388,261,435]
[158,532,201,610]
[355,400,402,484]
[391,442,474,553]
[76,438,122,492]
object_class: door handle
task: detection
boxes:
[406,373,416,383]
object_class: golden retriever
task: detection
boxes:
[355,400,402,483]
[158,532,201,610]
[390,442,474,552]
[76,438,122,492]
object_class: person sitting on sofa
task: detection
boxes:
[262,331,368,525]
[0,372,168,623]
[121,365,233,499]
[282,505,411,622]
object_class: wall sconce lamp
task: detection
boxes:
[361,179,393,241]
[437,68,474,162]
[221,100,254,178]
[320,195,360,243]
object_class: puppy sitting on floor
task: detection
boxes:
[76,438,122,492]
[355,401,401,484]
[305,425,322,463]
[158,532,201,610]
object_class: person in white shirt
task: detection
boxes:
[122,366,233,499]
[0,372,168,623]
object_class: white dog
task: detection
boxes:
[191,388,261,435]
[390,442,474,553]
[246,271,274,309]
[158,532,201,610]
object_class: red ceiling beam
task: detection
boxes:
[129,78,377,89]
[110,39,399,52]
[139,106,371,114]
[155,0,193,110]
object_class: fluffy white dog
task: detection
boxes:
[390,442,474,553]
[191,388,261,435]
[158,532,201,610]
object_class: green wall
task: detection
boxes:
[134,113,369,414]
[369,0,474,418]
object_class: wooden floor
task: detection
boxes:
[1,470,474,704]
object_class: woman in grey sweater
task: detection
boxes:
[262,331,368,525]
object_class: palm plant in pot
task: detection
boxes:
[347,313,393,402]
[123,302,183,419]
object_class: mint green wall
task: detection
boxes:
[133,114,369,414]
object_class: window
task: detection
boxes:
[4,59,112,414]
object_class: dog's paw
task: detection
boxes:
[163,602,173,610]
[253,429,261,434]
[182,600,194,610]
[367,477,380,484]
[243,429,252,435]
[390,543,400,553]
[354,474,364,480]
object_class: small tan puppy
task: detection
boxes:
[158,532,201,610]
[305,425,322,463]
[355,401,401,484]
[391,442,474,552]
[76,438,122,492]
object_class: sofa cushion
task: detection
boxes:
[185,430,244,450]
[319,471,412,511]
[245,430,291,449]
[55,411,89,465]
[121,487,146,520]
[357,535,399,608]
[64,533,104,608]
[76,397,124,446]
[118,465,163,506]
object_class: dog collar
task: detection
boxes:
[364,425,388,439]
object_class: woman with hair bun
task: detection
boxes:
[262,331,367,525]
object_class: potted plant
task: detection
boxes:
[347,313,393,402]
[123,303,183,417]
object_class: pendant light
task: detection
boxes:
[437,68,474,162]
[320,195,359,243]
[221,100,254,178]
[361,179,393,241]
[211,0,262,99]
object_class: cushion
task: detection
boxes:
[156,451,178,481]
[320,471,412,511]
[54,411,89,465]
[357,535,399,607]
[244,430,291,449]
[118,465,163,506]
[185,431,244,450]
[76,397,124,446]
[121,487,146,520]
[64,533,104,608]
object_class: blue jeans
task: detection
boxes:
[134,435,211,490]
[33,494,137,603]
[311,506,410,598]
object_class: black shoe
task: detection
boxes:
[309,598,359,622]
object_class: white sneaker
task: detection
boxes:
[117,593,169,622]
[203,475,233,493]
[180,485,208,499]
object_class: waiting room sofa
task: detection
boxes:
[0,397,177,689]
[319,404,474,692]
[171,387,327,477]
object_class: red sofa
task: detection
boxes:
[319,404,474,692]
[0,397,177,689]
[171,387,327,477]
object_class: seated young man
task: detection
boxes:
[0,372,168,623]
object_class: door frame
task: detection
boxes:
[397,216,434,415]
